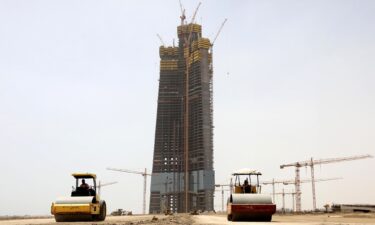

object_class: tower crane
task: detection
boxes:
[97,181,118,196]
[156,34,165,47]
[211,18,227,47]
[273,189,296,213]
[262,177,342,204]
[280,154,373,212]
[107,167,151,214]
[209,18,227,64]
[178,0,186,25]
[214,184,231,212]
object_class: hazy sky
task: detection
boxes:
[0,0,374,215]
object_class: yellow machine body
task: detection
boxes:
[51,203,100,214]
[51,173,106,222]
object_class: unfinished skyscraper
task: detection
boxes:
[149,13,215,213]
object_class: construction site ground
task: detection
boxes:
[1,213,375,225]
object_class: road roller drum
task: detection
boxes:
[227,169,276,221]
[51,173,106,222]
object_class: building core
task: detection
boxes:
[149,22,215,213]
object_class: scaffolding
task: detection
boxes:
[150,23,214,213]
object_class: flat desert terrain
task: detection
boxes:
[1,213,374,225]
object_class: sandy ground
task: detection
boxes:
[194,213,375,225]
[1,213,375,225]
[0,214,191,225]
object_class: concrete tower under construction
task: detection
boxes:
[149,20,215,213]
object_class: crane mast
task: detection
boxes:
[107,167,151,214]
[178,0,186,25]
[273,189,296,213]
[263,177,342,209]
[215,184,231,212]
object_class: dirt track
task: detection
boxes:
[0,215,191,225]
[194,213,375,224]
[1,213,375,225]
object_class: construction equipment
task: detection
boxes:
[51,173,106,222]
[178,0,186,25]
[223,177,341,212]
[280,154,373,212]
[156,34,165,47]
[262,177,342,205]
[97,181,118,196]
[273,189,296,213]
[227,169,276,221]
[211,18,227,47]
[111,208,132,216]
[107,167,150,214]
[215,184,230,212]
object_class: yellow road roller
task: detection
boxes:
[227,169,276,221]
[51,173,106,222]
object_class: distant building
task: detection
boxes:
[332,204,375,213]
[149,21,214,213]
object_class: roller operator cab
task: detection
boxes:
[51,173,106,222]
[227,169,276,221]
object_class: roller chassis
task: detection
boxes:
[226,169,276,222]
[51,173,107,222]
